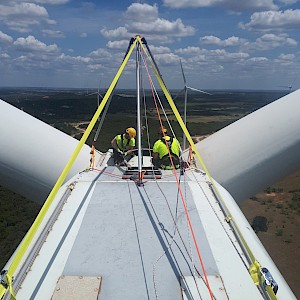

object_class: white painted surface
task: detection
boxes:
[7,162,296,299]
[0,99,97,202]
[188,89,300,202]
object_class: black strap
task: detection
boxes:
[161,152,179,160]
[161,136,173,145]
[121,134,129,150]
[161,136,178,159]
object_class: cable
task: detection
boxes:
[139,44,213,299]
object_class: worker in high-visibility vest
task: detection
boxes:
[152,127,181,170]
[111,127,136,165]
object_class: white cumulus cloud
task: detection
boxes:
[149,45,172,54]
[154,52,181,66]
[100,27,131,39]
[31,0,70,4]
[0,53,10,59]
[42,29,65,38]
[0,31,13,43]
[106,40,131,50]
[0,2,55,32]
[124,3,159,22]
[200,35,246,46]
[13,35,59,53]
[240,9,300,31]
[163,0,278,11]
[279,0,299,4]
[245,33,297,50]
[58,53,91,64]
[129,18,195,37]
[278,53,295,60]
[101,3,195,43]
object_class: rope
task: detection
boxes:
[191,170,249,270]
[0,37,138,300]
[141,186,200,300]
[156,177,202,298]
[141,72,153,157]
[140,51,182,154]
[138,36,278,299]
[139,39,214,300]
[92,168,124,179]
[93,92,114,143]
[139,44,203,299]
[89,145,95,169]
[127,182,151,299]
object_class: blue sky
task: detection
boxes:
[0,0,299,90]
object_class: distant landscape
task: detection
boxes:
[0,88,299,297]
[240,171,300,297]
[0,87,287,150]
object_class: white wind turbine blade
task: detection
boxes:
[86,91,98,96]
[180,59,188,150]
[86,91,104,99]
[171,88,185,102]
[279,76,298,93]
[179,59,212,149]
[0,100,97,203]
[180,59,186,86]
[184,89,300,203]
[186,86,213,95]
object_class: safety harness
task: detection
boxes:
[118,133,134,151]
[160,136,180,169]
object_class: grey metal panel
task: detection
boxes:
[64,181,217,300]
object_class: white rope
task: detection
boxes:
[190,169,249,271]
[140,51,184,156]
[139,48,203,299]
[140,65,153,155]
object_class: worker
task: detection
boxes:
[111,127,136,165]
[152,127,181,169]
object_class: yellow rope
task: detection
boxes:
[0,37,137,300]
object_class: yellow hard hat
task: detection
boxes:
[159,127,167,134]
[162,135,171,141]
[126,127,136,138]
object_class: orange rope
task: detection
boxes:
[141,49,214,299]
[90,144,95,169]
[141,170,147,180]
[93,168,124,179]
[189,146,193,165]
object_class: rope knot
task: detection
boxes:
[0,270,16,300]
[249,260,261,286]
[225,215,232,223]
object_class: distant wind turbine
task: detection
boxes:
[86,81,112,141]
[179,59,212,150]
[86,81,105,124]
[279,76,298,93]
[86,80,104,108]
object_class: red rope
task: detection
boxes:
[90,144,95,169]
[189,146,193,165]
[92,168,124,179]
[141,49,214,299]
